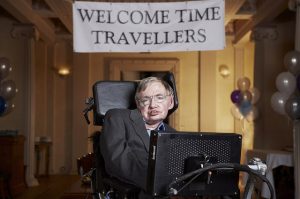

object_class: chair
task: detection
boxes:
[83,72,179,199]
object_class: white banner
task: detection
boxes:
[73,0,225,52]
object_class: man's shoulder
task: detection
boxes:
[164,123,176,132]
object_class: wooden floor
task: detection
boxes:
[15,175,81,199]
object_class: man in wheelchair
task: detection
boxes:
[100,76,176,198]
[86,74,274,199]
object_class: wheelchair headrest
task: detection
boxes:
[91,72,178,126]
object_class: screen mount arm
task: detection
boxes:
[168,159,273,199]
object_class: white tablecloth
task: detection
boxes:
[246,149,293,199]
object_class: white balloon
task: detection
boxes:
[230,104,244,120]
[270,91,289,115]
[0,79,17,100]
[246,106,259,122]
[249,87,261,104]
[275,72,296,95]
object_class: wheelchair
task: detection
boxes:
[83,72,274,199]
[83,72,179,199]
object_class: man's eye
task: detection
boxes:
[156,95,165,100]
[141,98,150,102]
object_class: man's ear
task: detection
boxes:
[168,96,174,110]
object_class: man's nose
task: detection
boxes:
[149,97,158,107]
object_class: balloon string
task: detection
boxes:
[241,119,246,134]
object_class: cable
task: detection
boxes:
[168,163,274,199]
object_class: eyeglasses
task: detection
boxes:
[137,94,171,107]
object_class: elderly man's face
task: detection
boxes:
[137,82,173,125]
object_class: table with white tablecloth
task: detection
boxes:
[245,149,293,199]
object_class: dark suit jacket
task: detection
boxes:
[100,108,175,191]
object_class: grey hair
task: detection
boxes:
[135,76,173,100]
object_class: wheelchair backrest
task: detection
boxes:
[87,72,178,126]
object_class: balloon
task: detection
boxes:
[249,87,261,104]
[284,50,300,75]
[285,96,300,120]
[239,100,252,116]
[230,90,241,104]
[0,79,17,100]
[0,101,15,116]
[275,72,296,95]
[237,77,251,91]
[239,90,252,104]
[230,104,244,120]
[0,57,12,80]
[246,106,259,122]
[271,92,289,115]
[0,96,6,115]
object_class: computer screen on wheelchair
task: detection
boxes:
[146,130,242,198]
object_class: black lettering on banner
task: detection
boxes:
[91,29,208,45]
[130,10,144,24]
[153,32,163,44]
[95,10,106,23]
[106,10,116,24]
[195,7,221,21]
[144,10,170,24]
[91,30,102,44]
[105,31,116,44]
[77,9,95,22]
[143,32,153,45]
[197,29,206,42]
[164,31,174,44]
[117,32,130,44]
[118,10,129,24]
[211,7,221,20]
[129,32,142,44]
[175,7,221,23]
[194,8,209,21]
[174,30,184,43]
[174,9,188,23]
[185,29,196,43]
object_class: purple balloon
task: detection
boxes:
[230,90,241,104]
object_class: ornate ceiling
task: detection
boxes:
[0,0,290,44]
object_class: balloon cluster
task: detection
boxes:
[230,77,260,122]
[271,50,300,120]
[0,57,17,116]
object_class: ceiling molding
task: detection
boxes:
[0,0,56,43]
[44,0,73,33]
[225,0,246,25]
[233,0,288,44]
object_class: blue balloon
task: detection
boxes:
[0,96,6,115]
[239,100,252,116]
